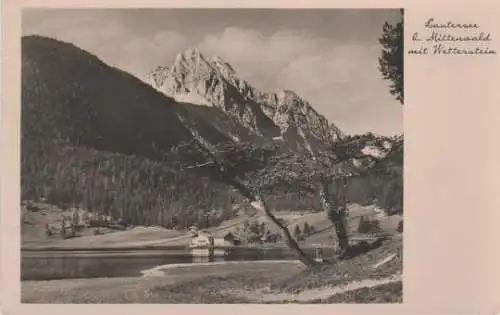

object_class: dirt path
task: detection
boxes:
[224,274,402,303]
[372,253,397,269]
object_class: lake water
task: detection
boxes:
[21,247,330,281]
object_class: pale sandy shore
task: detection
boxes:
[140,260,303,276]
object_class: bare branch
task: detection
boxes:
[186,162,215,169]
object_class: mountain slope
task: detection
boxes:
[21,35,241,231]
[22,35,203,160]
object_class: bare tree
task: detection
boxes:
[193,156,317,267]
[175,121,318,267]
[296,126,391,257]
[172,116,396,266]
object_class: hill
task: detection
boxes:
[21,35,241,231]
[23,35,200,159]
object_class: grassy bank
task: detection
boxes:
[273,236,402,292]
[310,281,402,303]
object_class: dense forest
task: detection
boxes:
[21,135,402,229]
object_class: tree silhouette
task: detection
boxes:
[378,9,404,105]
[293,225,302,239]
[303,221,311,236]
[178,127,319,267]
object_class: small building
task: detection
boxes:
[313,248,325,262]
[188,225,198,236]
[189,231,214,248]
[223,232,241,245]
[259,236,267,244]
[213,237,233,247]
[190,230,240,249]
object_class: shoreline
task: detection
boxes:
[22,233,393,252]
[140,259,303,277]
[21,243,335,252]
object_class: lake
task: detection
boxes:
[21,247,331,281]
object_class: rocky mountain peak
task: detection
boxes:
[275,89,298,100]
[170,47,211,74]
[181,46,204,60]
[209,55,236,77]
[147,48,344,150]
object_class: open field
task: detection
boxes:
[22,202,402,250]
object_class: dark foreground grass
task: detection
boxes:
[321,281,403,303]
[150,275,258,303]
[273,236,402,293]
[149,267,291,303]
[268,281,403,304]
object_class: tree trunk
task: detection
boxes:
[223,175,318,268]
[319,176,349,258]
[184,127,317,267]
[254,195,318,267]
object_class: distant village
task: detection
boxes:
[187,221,287,249]
[35,202,320,246]
[187,217,324,249]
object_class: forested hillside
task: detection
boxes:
[21,35,403,233]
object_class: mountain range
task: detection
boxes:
[21,34,403,229]
[147,47,343,153]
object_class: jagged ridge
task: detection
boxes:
[147,47,344,153]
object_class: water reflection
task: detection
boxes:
[21,247,331,281]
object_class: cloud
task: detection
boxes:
[198,28,325,88]
[197,27,401,135]
[23,11,189,80]
[197,26,374,93]
[118,31,189,79]
[24,11,125,48]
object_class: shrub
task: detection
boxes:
[45,224,52,236]
[72,210,80,225]
[64,228,76,239]
[259,222,266,235]
[357,216,382,234]
[308,225,316,234]
[89,218,107,228]
[397,220,403,233]
[293,225,302,239]
[60,220,66,239]
[303,221,311,235]
[26,201,41,212]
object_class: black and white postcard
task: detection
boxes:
[1,0,499,314]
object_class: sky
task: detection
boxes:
[22,9,403,136]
